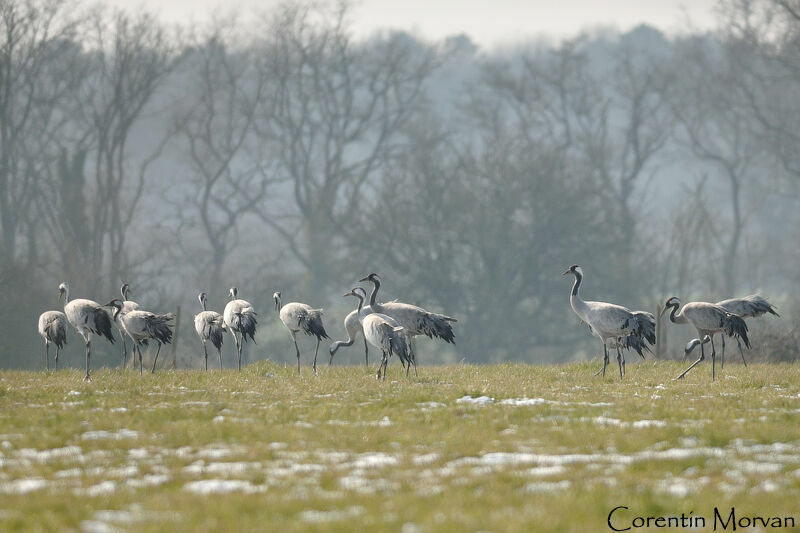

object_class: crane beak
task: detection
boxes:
[561,269,571,276]
[358,276,369,282]
[658,305,667,319]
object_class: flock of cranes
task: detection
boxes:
[563,264,778,381]
[36,267,778,382]
[37,273,457,381]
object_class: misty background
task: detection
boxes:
[2,0,798,370]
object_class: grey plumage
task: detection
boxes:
[195,292,225,370]
[223,287,258,371]
[59,282,115,382]
[38,310,67,370]
[662,297,751,380]
[274,291,329,375]
[107,298,174,374]
[563,265,646,379]
[112,283,141,369]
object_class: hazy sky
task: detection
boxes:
[108,0,720,48]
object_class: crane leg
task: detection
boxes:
[122,336,127,369]
[218,346,223,370]
[45,343,50,371]
[737,338,747,367]
[616,346,624,379]
[382,353,389,381]
[313,338,320,376]
[364,338,369,367]
[710,335,717,381]
[720,335,725,369]
[675,336,705,380]
[138,343,143,375]
[376,351,386,380]
[601,343,609,378]
[203,341,209,371]
[293,334,301,375]
[233,332,241,372]
[409,342,418,377]
[55,347,60,370]
[83,339,92,382]
[151,343,162,374]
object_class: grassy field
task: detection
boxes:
[1,360,800,532]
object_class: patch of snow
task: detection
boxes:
[125,475,171,488]
[456,395,493,405]
[0,478,48,494]
[80,481,116,497]
[632,420,667,428]
[499,398,551,406]
[80,520,121,533]
[183,461,260,476]
[412,453,440,465]
[81,429,139,441]
[299,506,363,523]
[183,479,265,494]
[524,480,571,492]
[348,453,398,469]
[17,446,83,463]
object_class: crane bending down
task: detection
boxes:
[345,287,410,380]
[684,295,778,366]
[195,292,226,370]
[562,265,650,379]
[589,310,656,376]
[111,283,140,369]
[38,310,67,370]
[107,299,174,374]
[661,297,750,381]
[359,273,456,374]
[273,291,329,375]
[59,282,115,382]
[223,287,257,371]
[329,308,369,367]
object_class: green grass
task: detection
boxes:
[1,360,800,532]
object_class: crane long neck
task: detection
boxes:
[669,304,687,324]
[201,299,207,312]
[368,279,379,307]
[568,272,590,318]
[63,287,70,304]
[354,292,364,314]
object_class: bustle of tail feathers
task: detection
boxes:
[207,319,224,351]
[148,313,175,345]
[620,334,653,359]
[387,325,410,364]
[632,312,657,346]
[723,314,751,349]
[742,295,779,317]
[93,309,116,344]
[301,310,329,341]
[236,311,258,343]
[47,320,67,349]
[418,312,456,344]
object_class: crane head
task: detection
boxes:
[120,283,132,299]
[358,273,380,283]
[343,287,365,299]
[659,296,681,318]
[105,298,123,320]
[229,287,237,300]
[198,292,207,303]
[58,282,68,301]
[273,292,281,310]
[562,265,582,277]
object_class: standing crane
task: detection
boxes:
[660,296,750,380]
[273,291,329,375]
[344,287,410,380]
[106,299,174,374]
[329,309,369,367]
[683,295,778,366]
[359,273,456,373]
[111,283,140,369]
[58,282,115,382]
[588,310,656,376]
[223,287,257,371]
[195,292,226,370]
[562,265,649,379]
[38,310,67,371]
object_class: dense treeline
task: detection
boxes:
[2,0,798,368]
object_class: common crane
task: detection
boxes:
[223,287,257,371]
[273,291,329,375]
[38,310,67,370]
[344,287,410,380]
[329,308,369,367]
[195,292,226,370]
[660,296,750,380]
[684,295,778,366]
[111,283,140,369]
[562,265,649,379]
[58,282,115,382]
[359,273,456,373]
[106,299,174,374]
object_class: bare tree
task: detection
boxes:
[251,2,436,298]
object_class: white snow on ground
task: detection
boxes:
[524,480,571,492]
[78,481,117,497]
[456,395,494,405]
[16,446,83,462]
[81,429,139,441]
[183,461,260,475]
[125,475,171,488]
[346,453,399,469]
[299,506,364,523]
[499,398,552,406]
[0,478,48,494]
[81,520,121,533]
[183,479,266,494]
[632,420,668,428]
